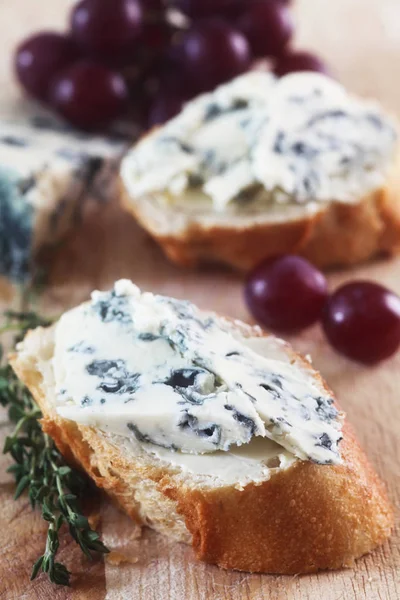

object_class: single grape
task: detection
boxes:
[274,50,329,77]
[142,0,164,10]
[126,86,151,132]
[127,58,182,129]
[49,61,128,129]
[14,32,80,101]
[157,71,190,96]
[70,0,142,62]
[173,0,243,18]
[245,255,328,332]
[236,0,293,58]
[322,282,400,364]
[148,89,188,126]
[179,20,251,93]
[139,21,174,52]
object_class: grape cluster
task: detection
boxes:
[14,0,328,131]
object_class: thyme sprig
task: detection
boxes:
[0,310,109,586]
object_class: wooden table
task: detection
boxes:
[0,1,399,598]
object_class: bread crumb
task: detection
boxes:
[105,551,139,566]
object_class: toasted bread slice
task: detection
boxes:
[120,72,400,271]
[10,297,393,574]
[120,159,400,271]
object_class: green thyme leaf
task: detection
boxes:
[1,308,109,587]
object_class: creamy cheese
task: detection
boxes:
[121,71,397,211]
[53,280,343,467]
[0,115,123,280]
[135,436,296,489]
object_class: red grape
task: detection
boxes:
[245,255,328,332]
[70,0,142,62]
[173,0,243,18]
[274,50,328,77]
[179,20,251,93]
[142,0,164,11]
[148,89,189,126]
[236,0,293,58]
[157,70,191,97]
[49,61,128,129]
[14,32,80,102]
[139,21,174,52]
[126,86,151,131]
[322,282,400,364]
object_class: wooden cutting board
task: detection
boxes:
[0,1,399,599]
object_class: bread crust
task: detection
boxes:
[10,325,394,574]
[165,422,393,573]
[120,152,400,271]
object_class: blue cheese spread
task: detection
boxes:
[0,115,123,281]
[121,72,397,212]
[53,280,343,466]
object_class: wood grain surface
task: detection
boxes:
[0,1,399,599]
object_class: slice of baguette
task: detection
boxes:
[10,316,394,574]
[120,71,400,271]
[120,149,400,271]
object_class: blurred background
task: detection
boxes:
[6,0,400,132]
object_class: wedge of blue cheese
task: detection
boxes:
[121,71,397,212]
[53,280,343,466]
[0,115,123,281]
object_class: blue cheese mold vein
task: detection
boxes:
[0,115,123,281]
[53,280,344,466]
[0,166,34,280]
